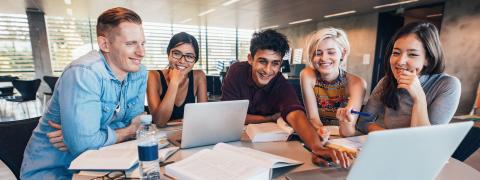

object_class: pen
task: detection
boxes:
[159,160,175,167]
[350,110,373,117]
[302,144,336,167]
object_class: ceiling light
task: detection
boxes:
[198,9,216,16]
[426,13,443,18]
[64,0,71,5]
[180,18,192,23]
[222,0,241,6]
[288,18,312,25]
[324,10,356,18]
[374,0,418,9]
[260,25,279,30]
[66,8,73,16]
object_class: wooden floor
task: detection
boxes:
[1,149,478,180]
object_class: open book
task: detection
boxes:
[165,143,302,180]
[326,135,368,154]
[69,138,174,171]
[246,118,294,142]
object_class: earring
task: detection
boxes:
[340,58,343,62]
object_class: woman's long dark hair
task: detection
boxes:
[381,21,445,110]
[166,32,200,63]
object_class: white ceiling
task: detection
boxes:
[1,0,444,29]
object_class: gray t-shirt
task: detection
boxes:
[357,73,461,133]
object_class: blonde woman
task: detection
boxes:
[300,28,366,137]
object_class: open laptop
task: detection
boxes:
[286,122,473,180]
[178,100,249,149]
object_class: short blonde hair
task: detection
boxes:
[306,27,350,66]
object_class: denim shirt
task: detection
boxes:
[21,50,147,179]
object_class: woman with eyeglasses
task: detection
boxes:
[147,32,207,127]
[356,21,461,133]
[300,27,367,138]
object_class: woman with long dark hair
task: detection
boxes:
[357,21,461,133]
[147,32,207,127]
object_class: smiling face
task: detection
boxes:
[168,43,196,72]
[101,22,145,79]
[389,33,428,80]
[248,49,282,87]
[311,38,344,76]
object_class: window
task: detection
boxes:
[45,16,253,75]
[46,16,96,75]
[0,13,34,78]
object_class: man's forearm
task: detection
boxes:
[286,110,323,149]
[115,126,136,143]
[245,114,274,124]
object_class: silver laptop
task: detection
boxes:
[179,100,249,149]
[286,122,473,180]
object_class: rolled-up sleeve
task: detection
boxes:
[59,66,116,157]
[278,83,305,120]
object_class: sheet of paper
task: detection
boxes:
[327,135,368,153]
[69,149,138,170]
[166,149,268,180]
[324,125,340,136]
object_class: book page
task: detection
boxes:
[69,148,138,170]
[454,114,480,121]
[327,135,368,153]
[165,149,269,180]
[276,118,294,134]
[100,140,137,151]
[249,123,285,133]
[214,143,302,168]
[246,122,291,142]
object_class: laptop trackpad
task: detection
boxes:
[286,167,349,180]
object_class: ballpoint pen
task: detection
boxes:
[302,144,337,167]
[350,110,373,117]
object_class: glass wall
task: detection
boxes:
[45,16,254,75]
[0,13,34,78]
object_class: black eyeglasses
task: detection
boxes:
[90,170,140,180]
[171,50,196,63]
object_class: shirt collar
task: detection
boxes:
[99,51,129,83]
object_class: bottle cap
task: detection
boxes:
[140,114,153,125]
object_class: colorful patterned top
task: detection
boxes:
[314,69,349,125]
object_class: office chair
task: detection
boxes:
[6,79,41,117]
[0,117,40,179]
[0,75,18,98]
[206,75,222,101]
[0,75,19,82]
[42,76,59,111]
[0,86,14,97]
[452,126,480,161]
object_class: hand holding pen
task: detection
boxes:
[307,144,354,169]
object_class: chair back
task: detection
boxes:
[206,75,222,96]
[12,79,41,101]
[0,117,40,179]
[43,76,59,94]
[0,75,19,82]
[0,86,14,97]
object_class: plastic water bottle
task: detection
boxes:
[137,116,161,180]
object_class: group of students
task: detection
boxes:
[19,6,461,179]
